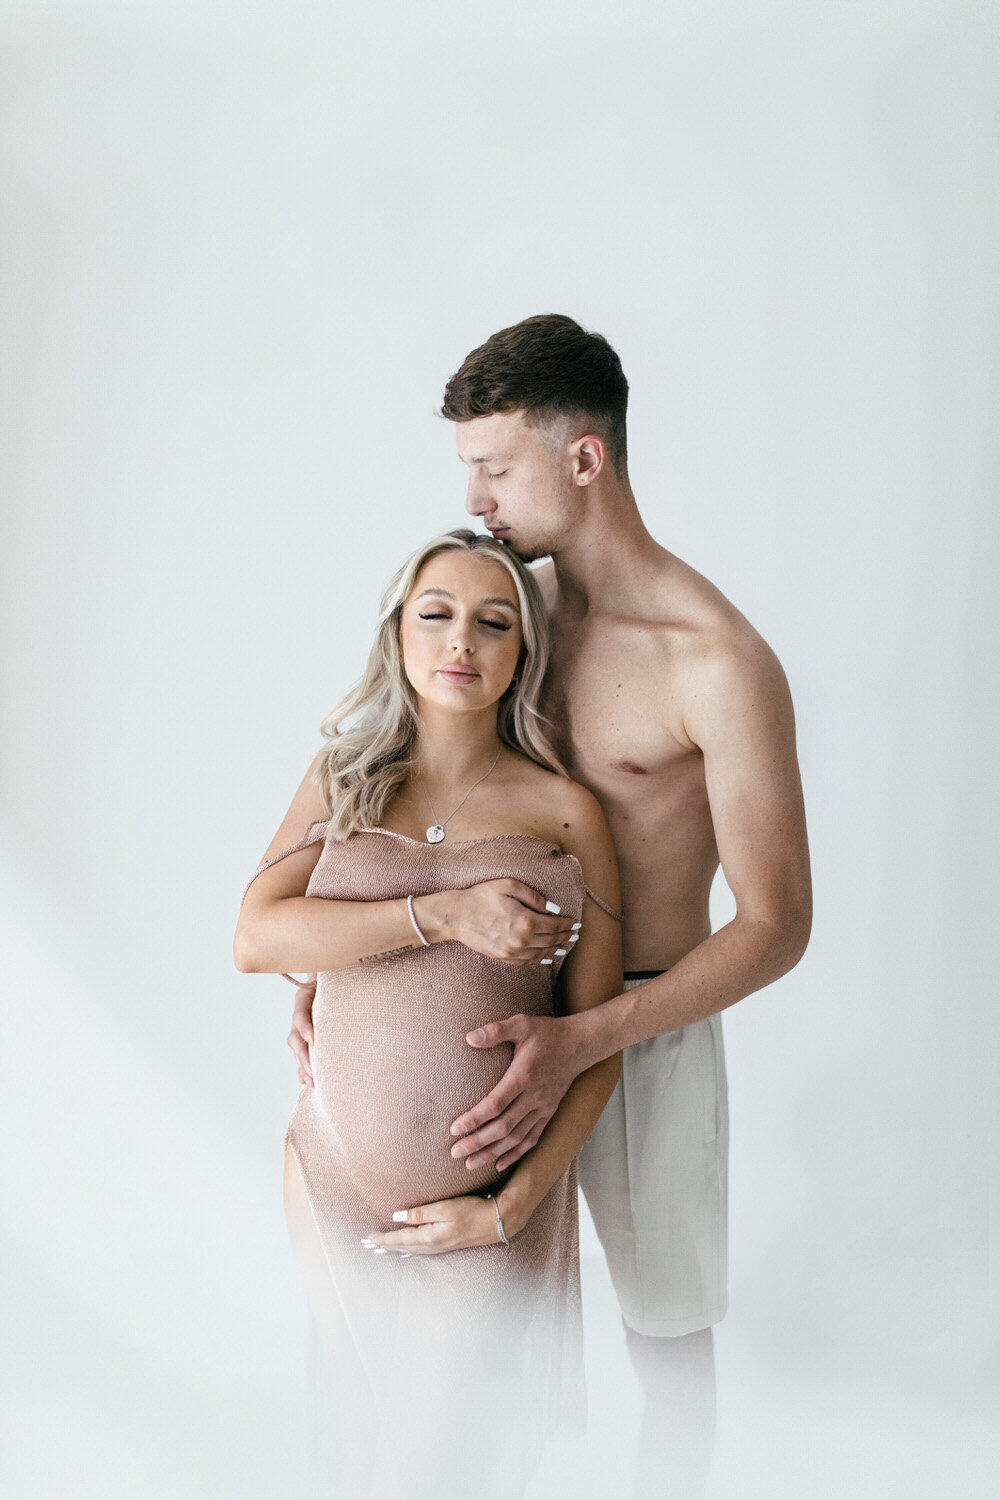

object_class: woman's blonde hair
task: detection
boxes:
[316,529,567,839]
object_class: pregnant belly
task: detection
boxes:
[310,989,525,1216]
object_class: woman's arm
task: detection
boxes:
[363,782,623,1254]
[234,755,426,973]
[235,757,580,974]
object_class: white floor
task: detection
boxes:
[525,1224,1000,1500]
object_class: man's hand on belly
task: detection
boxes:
[287,978,317,1087]
[448,1013,588,1171]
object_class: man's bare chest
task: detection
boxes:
[541,622,690,783]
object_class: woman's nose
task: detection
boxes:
[448,618,475,654]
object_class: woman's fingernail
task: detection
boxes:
[360,1238,374,1247]
[373,1246,388,1255]
[540,957,553,965]
[400,1252,413,1259]
[392,1210,408,1222]
[545,901,561,914]
[554,948,567,956]
[571,922,582,931]
[568,933,579,943]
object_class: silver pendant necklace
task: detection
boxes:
[419,746,502,843]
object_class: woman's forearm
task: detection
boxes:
[495,1052,621,1236]
[233,891,450,974]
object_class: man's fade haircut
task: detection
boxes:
[441,314,629,477]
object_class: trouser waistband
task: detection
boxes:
[623,969,666,982]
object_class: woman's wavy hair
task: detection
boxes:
[316,529,567,839]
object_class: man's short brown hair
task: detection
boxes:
[441,314,629,476]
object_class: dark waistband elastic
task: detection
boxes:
[623,969,667,982]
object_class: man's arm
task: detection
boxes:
[450,633,811,1160]
[581,632,811,1056]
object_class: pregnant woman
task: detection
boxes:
[235,529,622,1496]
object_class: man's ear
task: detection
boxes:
[571,434,605,485]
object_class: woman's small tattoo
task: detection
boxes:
[358,943,415,964]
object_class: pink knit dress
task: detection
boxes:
[244,822,587,1489]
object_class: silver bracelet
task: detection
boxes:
[406,894,431,948]
[484,1192,509,1245]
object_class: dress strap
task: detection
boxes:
[240,819,329,907]
[584,885,624,923]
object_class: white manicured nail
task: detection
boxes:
[360,1238,374,1247]
[400,1252,413,1259]
[540,957,553,965]
[571,922,582,931]
[373,1246,388,1255]
[545,900,561,914]
[554,948,567,956]
[392,1210,408,1222]
[568,933,579,942]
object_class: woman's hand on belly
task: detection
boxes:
[360,1192,516,1257]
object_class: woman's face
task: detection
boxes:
[399,550,524,717]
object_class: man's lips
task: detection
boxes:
[488,526,510,538]
[438,666,480,683]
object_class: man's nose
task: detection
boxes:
[465,474,494,518]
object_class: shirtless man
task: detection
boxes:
[288,315,811,1493]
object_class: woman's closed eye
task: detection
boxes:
[418,613,512,631]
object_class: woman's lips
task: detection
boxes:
[438,667,480,684]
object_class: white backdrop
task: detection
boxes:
[3,3,998,1496]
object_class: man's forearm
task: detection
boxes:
[571,912,810,1067]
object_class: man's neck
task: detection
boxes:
[549,477,669,616]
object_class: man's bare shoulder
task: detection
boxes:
[635,550,790,743]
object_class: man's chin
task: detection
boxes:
[496,536,548,564]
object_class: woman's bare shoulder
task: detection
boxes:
[505,757,611,853]
[255,750,330,866]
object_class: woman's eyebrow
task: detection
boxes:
[415,588,518,611]
[479,596,519,610]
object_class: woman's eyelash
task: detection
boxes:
[418,613,511,631]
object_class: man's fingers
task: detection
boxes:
[449,1073,524,1138]
[494,1115,547,1172]
[292,984,315,1045]
[286,1028,314,1085]
[451,1097,533,1160]
[460,1109,545,1169]
[464,1016,527,1050]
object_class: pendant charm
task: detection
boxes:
[426,824,446,844]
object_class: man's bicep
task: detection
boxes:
[692,640,811,924]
